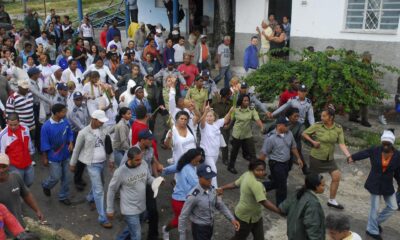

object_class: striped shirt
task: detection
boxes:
[6,92,35,128]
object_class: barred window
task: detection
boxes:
[345,0,400,31]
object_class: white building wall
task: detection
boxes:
[291,0,400,42]
[235,0,269,33]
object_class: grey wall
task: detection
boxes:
[234,32,254,66]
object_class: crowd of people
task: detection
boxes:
[0,3,399,240]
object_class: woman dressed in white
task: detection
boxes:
[82,71,103,115]
[61,58,84,91]
[83,56,118,85]
[98,84,118,129]
[200,104,233,187]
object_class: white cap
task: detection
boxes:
[156,28,162,34]
[381,130,395,144]
[51,65,61,73]
[200,34,207,39]
[17,79,30,89]
[91,110,109,123]
[0,153,10,165]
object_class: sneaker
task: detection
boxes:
[59,199,72,206]
[327,202,344,210]
[366,230,382,240]
[100,221,113,229]
[42,187,51,197]
[32,161,36,166]
[378,115,387,125]
[162,225,169,240]
[227,167,238,174]
[360,121,372,127]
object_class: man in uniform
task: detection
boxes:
[67,91,89,191]
[269,84,315,126]
[201,70,218,102]
[259,116,303,206]
[51,83,68,106]
[178,164,240,240]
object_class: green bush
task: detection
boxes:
[245,49,399,113]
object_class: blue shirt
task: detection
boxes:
[163,47,175,67]
[40,118,73,162]
[129,97,152,123]
[243,45,259,71]
[106,27,121,44]
[172,164,198,201]
[58,57,68,70]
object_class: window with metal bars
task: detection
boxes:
[345,0,400,31]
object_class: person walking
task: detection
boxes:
[348,130,400,240]
[194,35,211,71]
[41,104,74,205]
[214,36,232,88]
[228,94,264,174]
[0,113,35,187]
[218,160,281,240]
[279,173,326,240]
[259,116,303,205]
[69,110,114,229]
[113,107,132,167]
[178,164,240,240]
[302,106,352,210]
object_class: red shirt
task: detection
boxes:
[0,204,24,239]
[177,63,199,90]
[0,125,32,169]
[279,89,298,106]
[100,31,107,48]
[131,120,159,160]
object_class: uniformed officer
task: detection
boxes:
[201,70,218,102]
[238,82,268,115]
[178,164,240,240]
[51,82,68,106]
[67,91,89,191]
[259,116,303,206]
[269,84,315,126]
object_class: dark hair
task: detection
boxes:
[248,160,266,171]
[289,76,298,83]
[127,146,142,159]
[64,15,70,20]
[135,105,148,120]
[116,107,130,123]
[93,56,103,63]
[296,173,323,200]
[175,110,190,121]
[325,213,351,232]
[323,104,336,119]
[285,107,299,118]
[165,38,173,43]
[236,94,250,107]
[89,44,99,55]
[146,74,154,79]
[306,46,315,52]
[90,70,100,79]
[251,36,258,40]
[7,113,19,122]
[68,58,77,65]
[51,103,66,115]
[176,148,205,172]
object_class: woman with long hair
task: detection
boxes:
[280,173,326,240]
[83,56,118,85]
[82,71,103,115]
[161,147,204,240]
[302,105,352,209]
[113,107,132,167]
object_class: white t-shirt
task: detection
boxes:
[92,129,107,163]
[80,23,93,38]
[173,44,186,63]
[170,125,196,163]
[82,83,102,115]
[200,119,225,157]
[346,232,362,240]
[61,68,83,91]
[217,44,231,67]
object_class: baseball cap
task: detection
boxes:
[156,28,162,34]
[276,116,290,125]
[27,67,41,76]
[56,82,68,91]
[138,129,154,140]
[200,34,207,39]
[240,82,248,89]
[0,153,9,165]
[167,59,174,65]
[73,91,83,100]
[91,110,109,123]
[298,84,308,92]
[201,69,210,77]
[18,79,30,89]
[197,164,217,179]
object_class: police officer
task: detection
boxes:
[201,69,218,102]
[268,84,315,126]
[259,116,303,206]
[238,82,268,115]
[51,82,69,106]
[67,91,89,191]
[178,164,240,240]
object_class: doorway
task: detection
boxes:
[268,0,292,23]
[189,0,203,33]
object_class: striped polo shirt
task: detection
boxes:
[6,92,35,128]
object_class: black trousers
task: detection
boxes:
[263,160,290,206]
[72,131,86,185]
[146,185,159,239]
[230,215,263,240]
[192,223,213,240]
[130,9,138,23]
[33,104,41,152]
[221,127,230,163]
[229,137,256,169]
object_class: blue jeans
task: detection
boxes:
[214,66,232,88]
[367,193,398,234]
[117,214,142,240]
[10,164,34,187]
[86,162,108,224]
[42,159,70,200]
[114,150,126,167]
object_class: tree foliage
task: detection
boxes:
[245,49,400,113]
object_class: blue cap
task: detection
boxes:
[197,164,217,179]
[56,82,68,91]
[299,84,308,92]
[240,82,248,89]
[167,58,174,65]
[201,69,210,77]
[73,91,83,100]
[276,116,290,125]
[27,67,41,76]
[138,129,154,140]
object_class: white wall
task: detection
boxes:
[291,0,400,42]
[235,0,269,33]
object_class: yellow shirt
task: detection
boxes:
[261,26,273,49]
